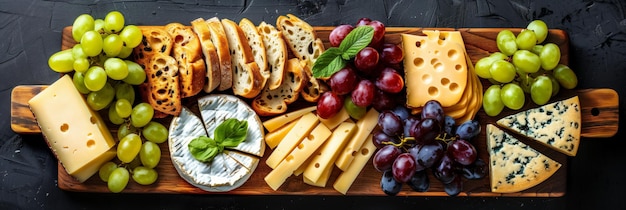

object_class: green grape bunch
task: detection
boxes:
[477,20,579,116]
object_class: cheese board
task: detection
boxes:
[10,26,618,196]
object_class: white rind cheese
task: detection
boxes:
[487,124,561,193]
[496,96,581,156]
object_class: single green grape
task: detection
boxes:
[131,103,154,128]
[118,46,133,59]
[114,82,135,105]
[87,82,115,111]
[343,97,366,120]
[527,20,549,44]
[80,30,103,57]
[515,29,537,50]
[72,14,95,42]
[117,122,138,141]
[530,75,553,105]
[483,85,505,116]
[530,44,544,55]
[553,64,578,89]
[115,99,133,118]
[108,105,125,125]
[539,43,561,70]
[496,29,518,56]
[489,52,509,60]
[123,60,147,85]
[132,166,158,185]
[98,161,118,182]
[104,11,125,34]
[119,25,142,48]
[512,50,541,73]
[72,44,87,59]
[72,72,91,94]
[104,57,129,80]
[107,167,129,193]
[474,57,495,79]
[103,34,124,57]
[73,57,90,73]
[489,60,516,83]
[142,121,168,144]
[48,49,74,73]
[94,19,105,37]
[84,66,107,91]
[500,83,525,110]
[117,133,142,163]
[140,141,161,169]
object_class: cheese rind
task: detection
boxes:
[304,122,356,182]
[335,108,379,171]
[333,134,376,195]
[487,124,561,193]
[496,96,581,156]
[28,75,116,182]
[265,112,319,169]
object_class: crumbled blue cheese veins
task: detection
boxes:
[487,124,562,193]
[496,96,581,156]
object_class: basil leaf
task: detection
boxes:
[215,118,248,148]
[338,26,374,59]
[188,136,220,162]
[312,47,345,78]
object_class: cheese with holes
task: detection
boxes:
[266,112,319,169]
[263,106,316,132]
[335,108,379,171]
[264,123,332,190]
[333,134,376,195]
[28,75,116,183]
[402,31,468,107]
[265,118,299,149]
[304,122,356,182]
[304,163,333,187]
[497,96,581,156]
[487,124,561,193]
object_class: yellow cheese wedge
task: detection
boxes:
[264,123,332,190]
[318,107,350,130]
[265,118,299,149]
[333,134,376,195]
[303,122,356,182]
[335,108,379,171]
[266,112,319,169]
[28,75,116,182]
[303,163,333,187]
[263,106,316,132]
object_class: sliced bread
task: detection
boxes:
[221,18,264,99]
[165,23,206,98]
[206,17,233,91]
[252,58,306,116]
[239,18,269,88]
[191,18,221,93]
[276,14,325,70]
[145,54,182,116]
[257,21,287,90]
[132,27,174,69]
[138,83,169,119]
[300,61,325,102]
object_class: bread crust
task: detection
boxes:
[206,17,233,91]
[239,18,269,88]
[257,21,287,90]
[221,18,264,98]
[191,18,221,93]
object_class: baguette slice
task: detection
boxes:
[191,18,221,93]
[221,18,264,98]
[276,14,325,70]
[138,83,169,119]
[301,66,325,102]
[206,17,233,91]
[145,54,182,116]
[252,58,307,116]
[165,23,206,98]
[239,18,269,88]
[257,21,287,90]
[132,27,174,69]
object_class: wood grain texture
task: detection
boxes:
[9,26,619,197]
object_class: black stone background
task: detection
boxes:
[1,0,625,209]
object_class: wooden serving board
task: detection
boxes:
[10,27,619,197]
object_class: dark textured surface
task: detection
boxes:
[0,0,624,209]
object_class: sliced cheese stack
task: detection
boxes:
[402,30,482,124]
[28,75,116,182]
[262,107,379,194]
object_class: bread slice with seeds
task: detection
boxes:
[165,23,206,98]
[221,18,264,98]
[191,18,221,93]
[276,14,325,70]
[206,17,233,91]
[239,18,269,88]
[252,58,307,116]
[145,54,181,116]
[257,21,287,90]
[132,27,173,69]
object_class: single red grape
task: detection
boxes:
[375,67,404,93]
[329,24,355,47]
[316,91,343,119]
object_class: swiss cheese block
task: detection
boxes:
[402,30,468,107]
[265,118,299,149]
[497,96,581,156]
[264,123,332,190]
[266,112,319,169]
[335,108,379,171]
[263,106,316,132]
[303,122,357,182]
[28,75,116,183]
[487,124,561,193]
[333,134,376,195]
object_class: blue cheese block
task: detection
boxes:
[198,94,265,157]
[487,124,562,193]
[496,96,581,156]
[169,107,259,192]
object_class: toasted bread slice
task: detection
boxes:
[221,18,264,98]
[206,17,233,91]
[165,23,206,98]
[191,18,221,93]
[145,54,181,116]
[132,27,173,69]
[276,14,325,70]
[138,83,169,119]
[239,18,269,88]
[252,58,307,116]
[257,21,287,90]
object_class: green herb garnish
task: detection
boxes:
[188,118,248,162]
[312,26,374,78]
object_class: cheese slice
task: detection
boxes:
[319,107,350,130]
[28,75,116,183]
[335,108,379,171]
[263,106,316,132]
[266,112,319,169]
[402,31,468,108]
[487,124,561,193]
[496,96,581,156]
[265,118,299,149]
[304,122,356,182]
[264,123,332,190]
[333,134,376,195]
[304,163,333,187]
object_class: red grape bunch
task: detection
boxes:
[372,100,487,196]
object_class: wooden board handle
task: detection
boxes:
[10,85,619,138]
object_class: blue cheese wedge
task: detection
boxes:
[198,94,265,157]
[487,124,561,193]
[496,96,581,156]
[169,106,261,192]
